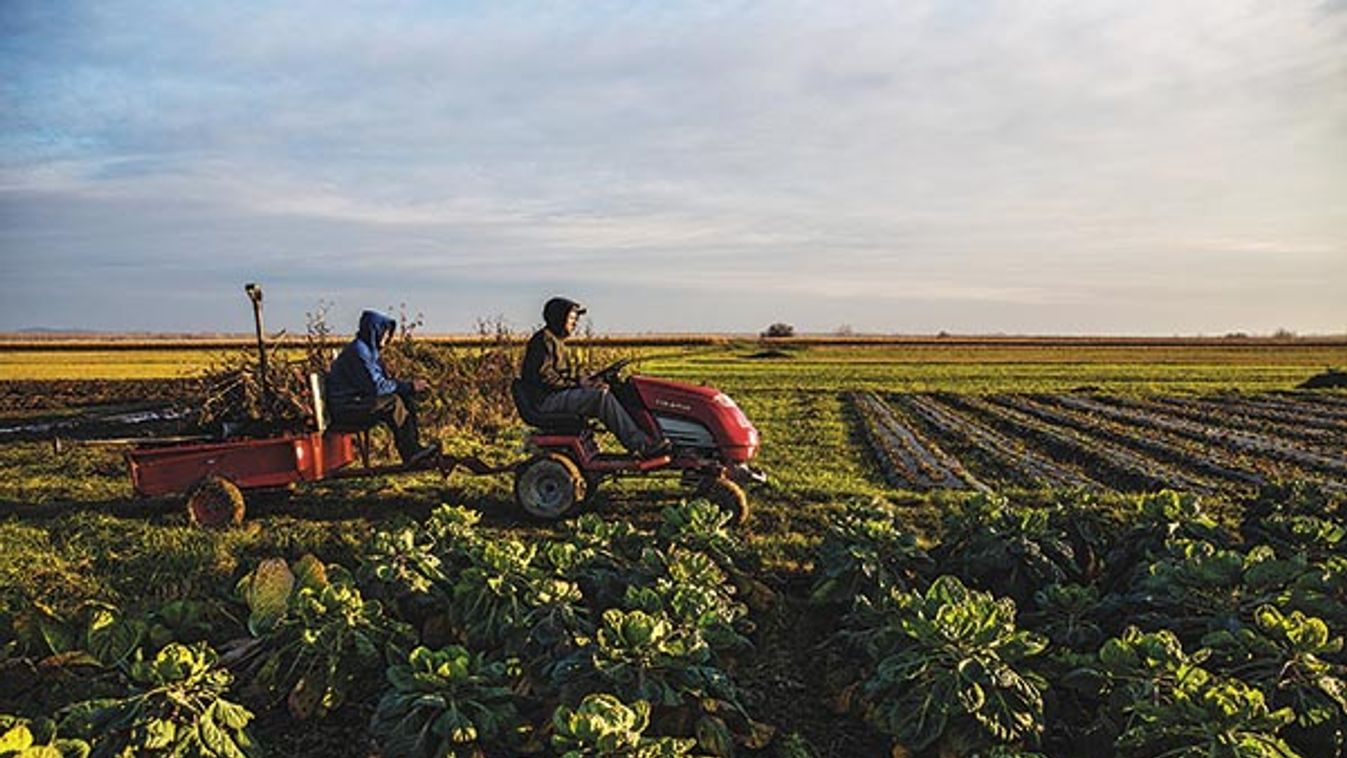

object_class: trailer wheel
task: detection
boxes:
[515,454,587,519]
[699,477,749,526]
[186,475,245,527]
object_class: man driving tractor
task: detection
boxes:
[519,297,671,458]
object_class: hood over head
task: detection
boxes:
[357,310,397,350]
[543,297,585,336]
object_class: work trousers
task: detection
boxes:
[330,393,422,462]
[538,387,652,453]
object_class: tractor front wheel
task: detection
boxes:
[186,475,245,527]
[698,477,749,525]
[514,454,587,519]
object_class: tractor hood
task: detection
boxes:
[629,375,760,462]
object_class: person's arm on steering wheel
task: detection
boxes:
[582,358,632,389]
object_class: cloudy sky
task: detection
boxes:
[2,1,1344,335]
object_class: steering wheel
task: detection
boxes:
[588,357,634,384]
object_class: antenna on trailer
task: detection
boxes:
[244,283,270,411]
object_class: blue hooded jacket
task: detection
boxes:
[326,310,410,404]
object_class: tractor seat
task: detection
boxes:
[511,379,591,434]
[309,372,378,434]
[327,417,373,434]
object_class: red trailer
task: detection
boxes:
[126,430,350,525]
[123,368,506,527]
[128,431,359,498]
[124,422,515,526]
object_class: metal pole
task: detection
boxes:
[244,283,269,411]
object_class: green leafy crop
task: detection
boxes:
[627,548,751,656]
[1100,490,1231,594]
[0,715,89,758]
[452,539,581,650]
[658,500,751,569]
[14,601,145,670]
[862,575,1048,754]
[1099,627,1301,758]
[1133,541,1309,642]
[1241,483,1345,562]
[551,694,699,758]
[1203,606,1347,754]
[59,642,258,758]
[809,500,932,611]
[233,559,413,720]
[580,608,731,708]
[370,645,527,758]
[1023,583,1104,652]
[936,494,1078,605]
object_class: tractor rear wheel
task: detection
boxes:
[186,475,245,527]
[699,477,749,525]
[514,453,587,519]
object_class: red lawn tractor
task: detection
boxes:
[511,358,766,523]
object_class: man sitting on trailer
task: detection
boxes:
[519,297,671,458]
[326,310,440,465]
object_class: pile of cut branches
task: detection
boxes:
[196,350,314,435]
[195,303,335,435]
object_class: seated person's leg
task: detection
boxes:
[595,390,654,453]
[370,394,423,462]
[537,387,600,416]
[539,387,655,455]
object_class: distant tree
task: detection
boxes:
[1272,328,1297,339]
[761,322,795,338]
[834,324,855,336]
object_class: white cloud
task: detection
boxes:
[2,0,1345,332]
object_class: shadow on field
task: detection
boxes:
[0,475,700,532]
[0,486,507,527]
[0,495,181,522]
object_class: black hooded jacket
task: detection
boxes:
[520,298,582,404]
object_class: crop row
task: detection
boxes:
[1034,395,1322,486]
[889,393,1099,490]
[1070,395,1347,480]
[1271,390,1347,417]
[846,391,981,492]
[848,391,1347,494]
[989,394,1263,490]
[1153,394,1346,444]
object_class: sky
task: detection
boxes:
[1,1,1344,336]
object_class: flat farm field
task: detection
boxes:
[3,336,1345,389]
[1,336,1345,757]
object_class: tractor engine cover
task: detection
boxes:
[629,376,759,462]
